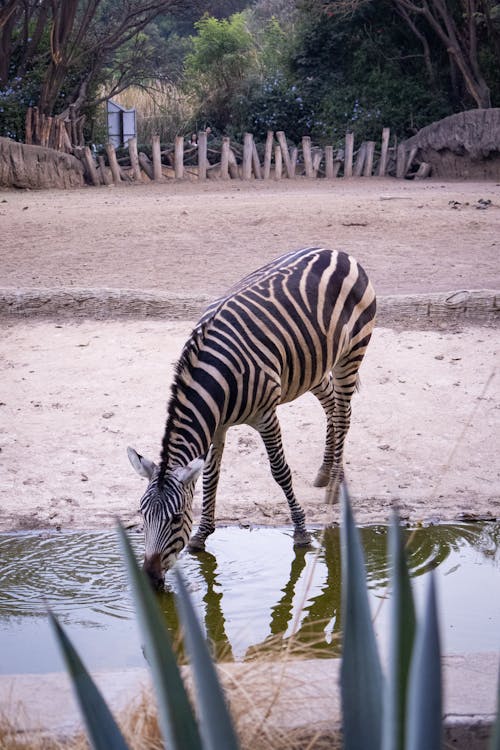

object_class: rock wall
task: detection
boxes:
[403,109,500,179]
[0,137,84,189]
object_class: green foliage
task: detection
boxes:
[48,611,130,750]
[184,13,259,130]
[382,513,416,750]
[340,489,384,748]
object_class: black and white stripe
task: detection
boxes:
[129,246,376,587]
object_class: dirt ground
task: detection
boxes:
[0,177,499,534]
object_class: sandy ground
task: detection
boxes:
[0,177,499,533]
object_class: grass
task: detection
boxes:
[110,83,197,145]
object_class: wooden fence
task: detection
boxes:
[24,105,430,185]
[83,128,430,186]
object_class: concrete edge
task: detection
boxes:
[0,287,499,325]
[1,653,498,748]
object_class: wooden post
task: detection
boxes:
[274,144,282,180]
[332,150,343,177]
[128,137,142,180]
[220,136,230,180]
[344,132,354,177]
[302,136,313,177]
[242,133,253,179]
[25,107,33,145]
[152,135,163,181]
[414,162,431,179]
[197,130,208,180]
[105,142,122,184]
[363,141,375,176]
[61,121,72,153]
[378,127,390,176]
[405,145,418,175]
[325,145,334,178]
[76,115,85,148]
[139,152,154,180]
[174,135,184,179]
[98,155,112,185]
[290,146,298,177]
[83,147,100,186]
[312,148,323,177]
[252,142,262,179]
[69,104,77,148]
[353,142,367,177]
[263,130,273,179]
[276,131,294,178]
[396,143,406,178]
[32,107,40,145]
[228,148,239,179]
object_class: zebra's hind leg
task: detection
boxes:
[324,358,360,505]
[311,374,336,488]
[257,410,311,547]
[188,435,225,552]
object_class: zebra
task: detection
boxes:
[128,246,376,589]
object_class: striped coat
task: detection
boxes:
[128,246,376,588]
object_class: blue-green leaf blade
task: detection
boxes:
[48,611,129,750]
[382,510,416,750]
[340,486,384,750]
[117,523,203,750]
[173,566,240,750]
[489,667,500,750]
[406,571,442,750]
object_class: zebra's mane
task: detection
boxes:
[159,322,210,478]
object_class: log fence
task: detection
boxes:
[23,104,430,185]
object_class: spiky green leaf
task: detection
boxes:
[340,485,384,750]
[173,567,240,750]
[382,511,417,750]
[48,611,129,750]
[117,523,203,750]
[405,571,442,750]
[489,668,500,750]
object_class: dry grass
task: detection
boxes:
[0,635,342,750]
[111,83,197,144]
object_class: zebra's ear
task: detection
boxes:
[127,446,157,480]
[176,458,204,486]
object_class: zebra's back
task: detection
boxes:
[196,247,375,409]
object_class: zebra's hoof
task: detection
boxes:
[313,469,330,488]
[188,536,206,553]
[293,530,312,547]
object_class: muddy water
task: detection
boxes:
[0,523,499,674]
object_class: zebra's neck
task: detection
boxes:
[159,325,221,474]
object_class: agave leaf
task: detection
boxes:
[490,668,500,750]
[340,485,384,750]
[405,571,442,750]
[173,566,240,750]
[116,523,203,750]
[381,511,416,750]
[48,611,129,750]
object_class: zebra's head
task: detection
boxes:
[127,447,204,590]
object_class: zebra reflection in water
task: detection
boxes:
[153,523,487,661]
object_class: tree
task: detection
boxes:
[322,0,499,109]
[184,13,259,131]
[0,0,187,140]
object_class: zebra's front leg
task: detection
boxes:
[257,411,311,547]
[188,435,226,553]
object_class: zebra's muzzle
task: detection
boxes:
[143,553,165,591]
